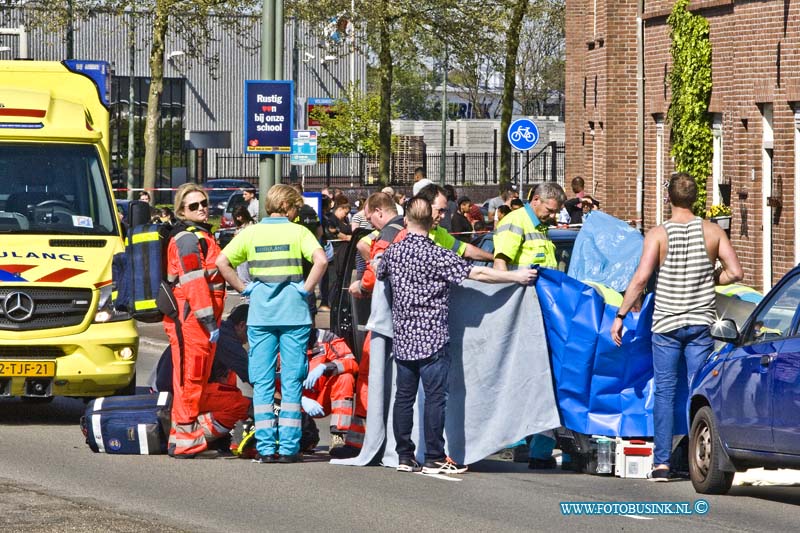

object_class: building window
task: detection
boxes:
[583,77,587,108]
[794,107,800,264]
[655,117,665,225]
[761,103,774,291]
[711,114,723,206]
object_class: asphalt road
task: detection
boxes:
[1,299,799,532]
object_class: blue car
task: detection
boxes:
[689,266,800,494]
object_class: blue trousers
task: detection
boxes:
[394,347,450,463]
[249,324,310,456]
[651,325,713,466]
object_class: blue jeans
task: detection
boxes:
[393,347,450,463]
[651,325,714,466]
[249,324,310,456]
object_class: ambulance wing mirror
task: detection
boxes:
[129,200,152,228]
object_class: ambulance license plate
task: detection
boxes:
[0,361,55,377]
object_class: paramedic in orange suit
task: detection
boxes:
[332,193,403,459]
[301,329,359,449]
[163,183,227,458]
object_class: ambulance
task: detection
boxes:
[0,60,137,401]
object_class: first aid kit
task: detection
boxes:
[614,438,654,479]
[81,393,172,454]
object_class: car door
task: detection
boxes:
[767,273,800,454]
[718,275,800,451]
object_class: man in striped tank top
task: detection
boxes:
[611,173,743,481]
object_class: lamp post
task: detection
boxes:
[127,10,135,200]
[439,46,448,186]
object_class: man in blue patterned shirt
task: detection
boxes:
[377,197,537,475]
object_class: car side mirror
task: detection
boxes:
[710,318,739,343]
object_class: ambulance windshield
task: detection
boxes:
[0,143,118,235]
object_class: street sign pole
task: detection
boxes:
[259,0,284,218]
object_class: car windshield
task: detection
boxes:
[225,192,247,215]
[0,143,118,236]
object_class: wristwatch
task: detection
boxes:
[616,312,627,320]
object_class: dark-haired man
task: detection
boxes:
[242,188,259,219]
[611,172,742,481]
[416,184,493,262]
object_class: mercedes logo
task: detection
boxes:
[3,292,35,322]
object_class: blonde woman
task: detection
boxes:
[164,183,227,458]
[216,184,327,463]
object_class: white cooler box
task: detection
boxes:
[615,439,654,479]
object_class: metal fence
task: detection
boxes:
[214,141,565,189]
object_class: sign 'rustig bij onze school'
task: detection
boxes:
[243,80,294,154]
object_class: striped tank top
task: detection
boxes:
[652,218,716,333]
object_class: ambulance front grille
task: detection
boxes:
[0,287,93,331]
[0,346,64,359]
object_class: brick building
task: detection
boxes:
[566,0,800,291]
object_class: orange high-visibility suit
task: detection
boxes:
[303,329,358,431]
[163,222,227,457]
[199,372,251,432]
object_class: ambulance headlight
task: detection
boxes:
[94,284,131,323]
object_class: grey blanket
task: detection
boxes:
[331,278,560,467]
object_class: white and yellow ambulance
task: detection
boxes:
[0,60,137,400]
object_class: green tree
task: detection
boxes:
[290,0,504,183]
[390,62,439,120]
[515,1,565,116]
[499,0,529,187]
[668,0,713,215]
[310,84,381,155]
[128,1,258,196]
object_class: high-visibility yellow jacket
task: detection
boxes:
[493,205,556,268]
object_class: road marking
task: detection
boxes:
[415,472,463,482]
[623,515,653,520]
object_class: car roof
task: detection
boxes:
[549,228,579,242]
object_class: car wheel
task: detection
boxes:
[689,405,734,494]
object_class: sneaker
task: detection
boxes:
[528,457,557,470]
[422,457,468,475]
[329,444,360,459]
[276,453,304,463]
[329,432,346,450]
[396,457,422,473]
[647,468,670,482]
[253,453,279,464]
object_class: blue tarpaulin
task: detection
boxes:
[536,268,689,437]
[568,211,644,292]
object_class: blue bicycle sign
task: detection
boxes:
[507,118,540,151]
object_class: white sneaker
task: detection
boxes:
[422,457,468,475]
[329,433,346,450]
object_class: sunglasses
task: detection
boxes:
[186,199,208,212]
